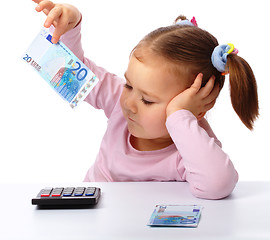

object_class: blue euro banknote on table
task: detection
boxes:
[21,28,99,108]
[147,205,203,227]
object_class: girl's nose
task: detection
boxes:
[124,94,137,114]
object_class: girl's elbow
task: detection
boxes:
[190,172,239,200]
[191,183,235,200]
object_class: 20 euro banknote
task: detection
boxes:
[21,28,99,108]
[147,205,203,227]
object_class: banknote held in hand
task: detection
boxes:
[22,28,99,108]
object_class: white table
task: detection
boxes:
[1,182,269,240]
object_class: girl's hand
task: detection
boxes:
[166,73,220,120]
[33,0,81,43]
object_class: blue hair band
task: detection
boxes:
[211,44,238,73]
[176,19,194,26]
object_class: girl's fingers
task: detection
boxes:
[52,18,68,43]
[35,0,55,15]
[204,82,220,105]
[44,6,62,28]
[200,75,215,98]
[202,83,219,112]
[190,73,203,93]
[33,0,80,44]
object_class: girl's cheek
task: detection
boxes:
[144,109,166,127]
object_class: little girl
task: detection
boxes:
[33,0,259,199]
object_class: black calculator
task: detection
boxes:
[32,187,101,206]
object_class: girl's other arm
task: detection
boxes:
[166,111,239,200]
[166,73,238,200]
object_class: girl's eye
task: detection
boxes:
[141,97,154,105]
[124,83,132,90]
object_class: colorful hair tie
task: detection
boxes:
[211,43,238,73]
[175,16,198,27]
[190,17,198,27]
[227,43,239,55]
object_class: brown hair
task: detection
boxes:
[132,16,259,130]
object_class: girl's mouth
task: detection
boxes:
[128,117,135,122]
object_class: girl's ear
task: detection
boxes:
[197,112,206,121]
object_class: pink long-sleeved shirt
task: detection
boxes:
[59,21,238,199]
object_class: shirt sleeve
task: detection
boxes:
[166,109,239,200]
[54,19,124,118]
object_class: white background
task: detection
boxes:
[0,0,269,183]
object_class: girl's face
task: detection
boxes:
[120,54,186,148]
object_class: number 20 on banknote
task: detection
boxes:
[22,28,99,108]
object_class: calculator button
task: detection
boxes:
[62,187,74,196]
[74,187,85,196]
[40,188,53,197]
[85,187,96,196]
[51,188,64,197]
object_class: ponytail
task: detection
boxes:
[227,55,259,130]
[211,44,259,130]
